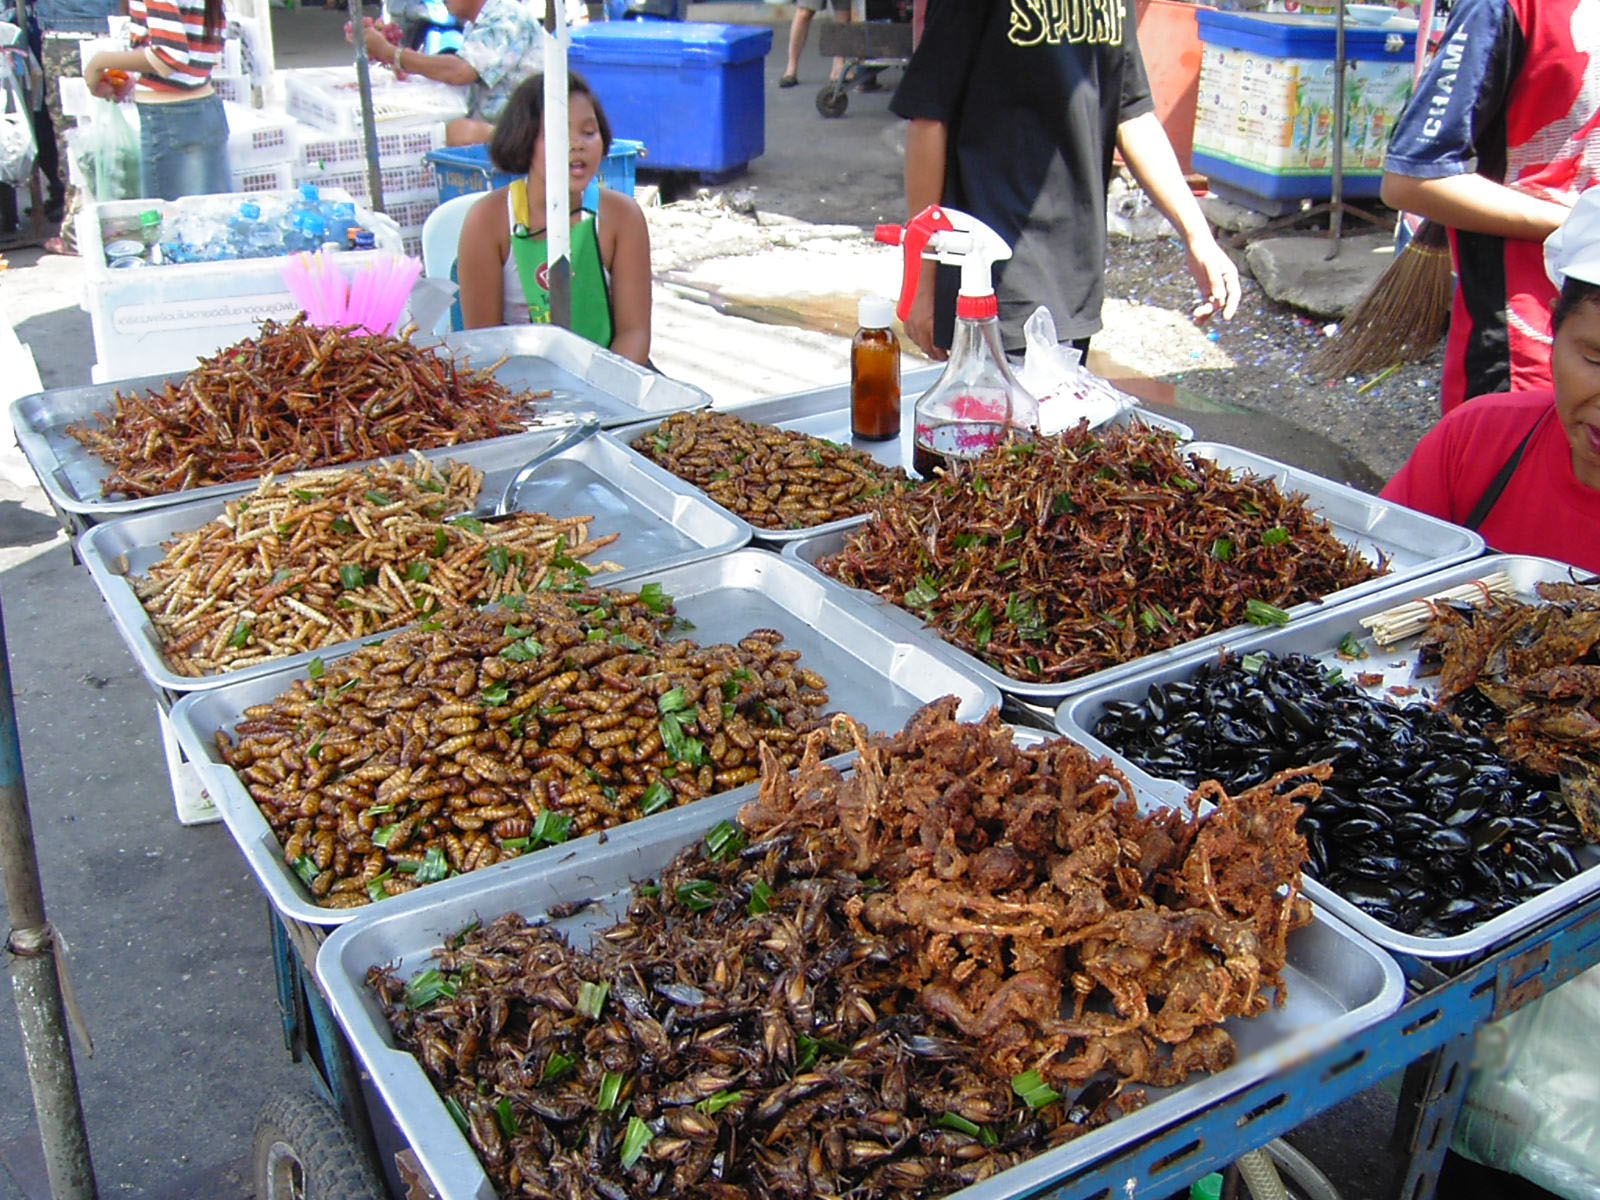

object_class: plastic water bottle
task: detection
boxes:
[324,201,357,248]
[229,201,263,256]
[286,211,329,254]
[247,215,285,259]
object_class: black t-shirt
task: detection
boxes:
[890,0,1153,351]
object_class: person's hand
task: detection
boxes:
[905,278,947,361]
[363,25,396,63]
[1185,231,1241,322]
[85,55,134,101]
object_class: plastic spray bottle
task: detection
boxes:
[875,205,1038,477]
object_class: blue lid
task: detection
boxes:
[300,183,320,201]
[331,201,356,217]
[240,201,260,219]
[1197,10,1416,59]
[571,21,773,67]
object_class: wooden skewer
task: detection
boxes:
[1358,572,1518,646]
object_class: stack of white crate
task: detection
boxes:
[226,101,299,195]
[283,67,464,258]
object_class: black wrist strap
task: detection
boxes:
[1464,408,1549,531]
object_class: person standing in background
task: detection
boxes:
[778,0,848,88]
[36,0,119,254]
[890,0,1238,361]
[82,0,229,202]
[353,0,545,145]
[1381,0,1600,414]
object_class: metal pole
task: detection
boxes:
[543,0,571,331]
[350,0,386,213]
[1327,0,1346,258]
[0,594,98,1200]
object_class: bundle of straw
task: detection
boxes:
[281,248,424,337]
[1310,219,1453,380]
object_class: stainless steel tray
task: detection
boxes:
[615,369,1194,544]
[12,325,711,523]
[77,429,754,693]
[314,734,1403,1200]
[167,548,1002,926]
[781,440,1485,702]
[1056,553,1600,961]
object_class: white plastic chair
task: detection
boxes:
[420,191,481,334]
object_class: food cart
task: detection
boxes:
[11,292,1600,1200]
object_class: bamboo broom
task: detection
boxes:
[1309,218,1453,380]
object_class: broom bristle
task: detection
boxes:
[1309,220,1452,380]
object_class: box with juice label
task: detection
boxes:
[1193,10,1416,203]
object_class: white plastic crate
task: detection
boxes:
[283,67,467,134]
[401,233,422,259]
[294,161,436,206]
[232,162,294,193]
[293,122,446,173]
[213,73,251,105]
[384,195,438,233]
[77,189,406,382]
[225,101,295,169]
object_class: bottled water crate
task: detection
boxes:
[77,189,405,383]
[225,101,296,169]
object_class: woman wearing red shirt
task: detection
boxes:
[1382,189,1600,574]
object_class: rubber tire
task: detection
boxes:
[816,84,849,118]
[252,1091,387,1200]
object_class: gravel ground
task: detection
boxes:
[1099,233,1445,483]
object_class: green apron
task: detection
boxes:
[508,177,615,349]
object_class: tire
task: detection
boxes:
[816,84,849,118]
[252,1091,387,1200]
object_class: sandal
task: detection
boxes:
[778,73,798,88]
[42,236,76,256]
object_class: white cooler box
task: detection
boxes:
[77,188,405,383]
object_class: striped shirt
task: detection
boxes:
[128,0,222,95]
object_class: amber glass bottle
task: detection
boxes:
[851,295,901,440]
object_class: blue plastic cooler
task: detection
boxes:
[1191,11,1418,204]
[569,22,774,176]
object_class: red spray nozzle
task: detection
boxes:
[883,206,956,323]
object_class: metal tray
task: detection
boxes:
[781,440,1485,702]
[1056,553,1600,961]
[166,548,1002,926]
[314,734,1403,1200]
[77,429,754,693]
[11,324,711,523]
[614,369,1194,544]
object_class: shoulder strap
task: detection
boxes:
[1464,407,1549,531]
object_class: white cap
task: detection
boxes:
[1545,186,1600,288]
[858,295,896,329]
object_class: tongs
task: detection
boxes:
[467,419,600,519]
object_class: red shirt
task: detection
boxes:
[1381,390,1600,573]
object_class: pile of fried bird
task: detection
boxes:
[371,701,1318,1199]
[1420,580,1600,840]
[68,317,541,497]
[818,424,1385,683]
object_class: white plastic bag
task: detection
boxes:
[1015,306,1138,435]
[79,97,140,201]
[1453,965,1600,1199]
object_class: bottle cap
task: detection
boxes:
[858,295,896,329]
[139,209,161,228]
[300,183,320,202]
[1189,1173,1224,1200]
[240,201,261,219]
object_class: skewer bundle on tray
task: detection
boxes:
[369,701,1318,1199]
[68,317,545,498]
[631,409,910,529]
[216,588,843,908]
[133,455,620,676]
[819,424,1386,683]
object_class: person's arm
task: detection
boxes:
[458,191,509,330]
[83,48,146,96]
[1379,172,1570,242]
[601,190,652,366]
[358,27,479,85]
[903,116,948,359]
[1116,111,1240,320]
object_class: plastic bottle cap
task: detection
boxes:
[858,295,896,329]
[1189,1172,1224,1200]
[240,201,261,219]
[139,209,161,228]
[300,183,320,201]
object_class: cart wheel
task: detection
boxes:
[816,83,849,118]
[252,1091,386,1200]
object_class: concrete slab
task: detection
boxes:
[1246,232,1394,319]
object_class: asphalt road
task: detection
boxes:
[0,5,1444,1199]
